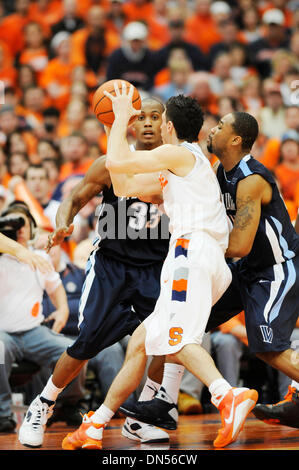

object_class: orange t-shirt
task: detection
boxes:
[275,163,299,202]
[70,28,120,67]
[28,0,64,28]
[59,159,94,181]
[122,2,155,23]
[0,14,28,55]
[184,14,222,53]
[258,138,281,171]
[39,58,75,110]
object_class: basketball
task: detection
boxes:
[92,79,141,127]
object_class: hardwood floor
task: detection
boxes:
[1,413,298,453]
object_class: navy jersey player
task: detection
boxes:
[205,111,299,428]
[18,98,173,448]
[116,111,299,435]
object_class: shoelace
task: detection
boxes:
[30,403,49,431]
[274,386,296,406]
[31,409,42,431]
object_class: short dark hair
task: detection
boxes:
[231,111,259,151]
[24,163,49,180]
[165,95,204,142]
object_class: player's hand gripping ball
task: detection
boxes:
[92,79,141,127]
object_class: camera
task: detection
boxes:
[0,214,25,241]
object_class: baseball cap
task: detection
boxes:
[281,129,299,143]
[210,1,231,15]
[262,8,285,25]
[123,22,148,41]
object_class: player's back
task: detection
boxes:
[217,154,299,270]
[160,141,229,253]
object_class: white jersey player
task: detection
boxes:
[59,87,258,450]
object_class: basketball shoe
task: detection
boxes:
[252,386,299,428]
[62,411,104,450]
[18,395,54,447]
[121,418,169,443]
[119,387,178,430]
[212,387,258,448]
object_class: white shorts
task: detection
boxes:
[144,232,232,356]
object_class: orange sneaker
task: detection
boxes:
[62,411,104,450]
[213,387,258,448]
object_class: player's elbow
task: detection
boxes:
[226,242,252,258]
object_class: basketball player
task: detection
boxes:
[18,98,177,448]
[206,112,299,428]
[59,85,258,450]
[122,111,299,431]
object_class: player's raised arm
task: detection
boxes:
[104,82,187,175]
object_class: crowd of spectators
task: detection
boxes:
[0,0,298,421]
[0,0,298,230]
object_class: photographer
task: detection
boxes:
[0,231,52,273]
[0,201,84,433]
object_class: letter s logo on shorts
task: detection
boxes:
[168,327,183,346]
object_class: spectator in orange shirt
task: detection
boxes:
[59,132,94,182]
[18,22,49,82]
[40,31,75,111]
[57,99,88,138]
[0,42,17,88]
[19,85,47,131]
[184,0,224,54]
[0,0,31,55]
[70,5,120,78]
[274,129,299,207]
[28,0,64,30]
[122,0,154,23]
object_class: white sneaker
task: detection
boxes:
[121,418,169,443]
[18,395,54,447]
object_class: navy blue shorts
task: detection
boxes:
[206,255,299,353]
[67,249,163,360]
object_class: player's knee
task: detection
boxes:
[127,324,146,356]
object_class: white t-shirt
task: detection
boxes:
[159,141,229,252]
[0,250,61,333]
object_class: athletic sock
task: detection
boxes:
[156,363,185,404]
[138,377,160,402]
[91,404,115,424]
[40,375,64,403]
[209,378,233,408]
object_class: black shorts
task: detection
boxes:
[67,249,163,360]
[206,255,299,354]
